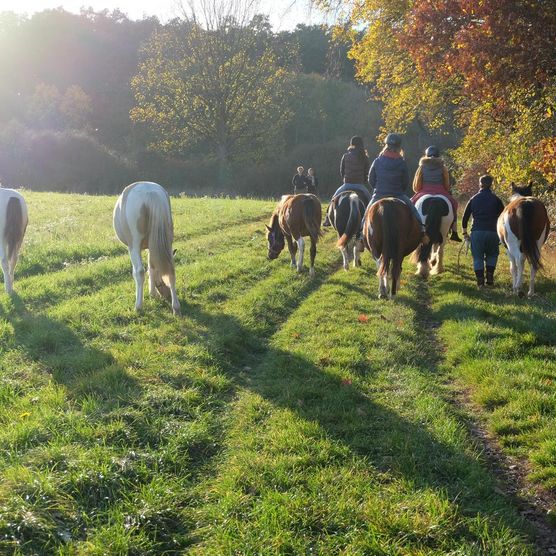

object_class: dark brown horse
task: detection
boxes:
[361,198,422,298]
[497,182,550,297]
[266,194,322,277]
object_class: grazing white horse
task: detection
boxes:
[0,188,28,294]
[113,182,181,315]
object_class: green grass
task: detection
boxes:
[0,191,553,553]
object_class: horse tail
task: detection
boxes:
[337,193,362,248]
[5,196,25,260]
[145,192,175,282]
[303,197,322,243]
[414,198,444,264]
[518,200,542,270]
[378,202,400,278]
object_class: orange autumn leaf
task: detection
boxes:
[358,314,369,323]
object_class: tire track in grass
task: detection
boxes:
[0,221,341,553]
[190,263,534,554]
[405,272,556,553]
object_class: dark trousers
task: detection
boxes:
[470,230,499,271]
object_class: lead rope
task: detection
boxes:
[457,236,470,273]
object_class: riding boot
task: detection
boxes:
[475,269,485,288]
[486,266,495,286]
[323,214,331,227]
[450,229,463,242]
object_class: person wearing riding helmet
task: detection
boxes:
[412,145,462,241]
[367,133,427,234]
[323,136,371,226]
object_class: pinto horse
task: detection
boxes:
[413,194,453,278]
[266,194,322,277]
[497,182,550,297]
[327,191,366,270]
[361,198,422,298]
[113,182,181,315]
[0,188,28,294]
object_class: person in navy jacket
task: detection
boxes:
[461,174,505,287]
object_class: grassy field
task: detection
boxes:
[0,192,554,554]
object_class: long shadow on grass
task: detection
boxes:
[0,294,140,407]
[182,296,531,549]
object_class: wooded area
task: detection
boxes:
[0,8,383,196]
[0,1,554,201]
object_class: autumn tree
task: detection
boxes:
[328,0,556,194]
[131,0,291,184]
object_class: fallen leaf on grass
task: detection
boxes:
[358,314,369,323]
[341,378,352,386]
[292,332,301,339]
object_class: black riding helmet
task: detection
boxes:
[425,145,440,158]
[384,133,402,147]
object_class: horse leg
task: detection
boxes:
[527,265,537,298]
[147,252,158,297]
[515,255,525,297]
[341,246,349,271]
[509,255,518,293]
[296,237,305,273]
[168,271,181,316]
[8,248,20,293]
[437,243,445,273]
[309,238,316,278]
[286,236,297,268]
[430,244,443,275]
[353,240,363,268]
[129,245,145,311]
[1,248,12,294]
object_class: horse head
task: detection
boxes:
[510,181,533,200]
[265,215,285,260]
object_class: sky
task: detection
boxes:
[2,0,327,30]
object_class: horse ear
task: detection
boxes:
[173,249,177,256]
[510,182,516,190]
[265,224,272,232]
[528,180,533,188]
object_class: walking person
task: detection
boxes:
[461,175,505,287]
[292,166,309,194]
[366,133,427,235]
[307,168,318,195]
[411,145,462,241]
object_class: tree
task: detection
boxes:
[131,1,291,184]
[330,0,556,194]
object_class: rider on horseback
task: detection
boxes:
[323,136,371,226]
[411,146,462,242]
[367,134,428,240]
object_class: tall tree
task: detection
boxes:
[131,1,291,184]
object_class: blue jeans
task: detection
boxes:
[470,230,499,271]
[368,192,424,226]
[331,183,372,205]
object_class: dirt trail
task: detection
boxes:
[411,278,556,555]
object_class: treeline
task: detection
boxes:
[0,8,394,196]
[335,0,556,201]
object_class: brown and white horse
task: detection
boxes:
[266,194,322,277]
[0,188,28,294]
[113,182,181,315]
[413,194,453,278]
[361,198,422,298]
[327,191,366,270]
[497,182,550,297]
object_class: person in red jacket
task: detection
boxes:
[411,145,462,241]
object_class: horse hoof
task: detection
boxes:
[518,291,525,298]
[378,293,387,300]
[527,292,536,299]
